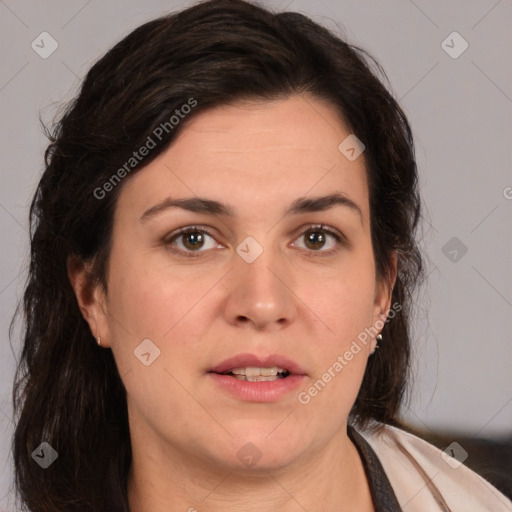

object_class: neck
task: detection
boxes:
[127,426,374,512]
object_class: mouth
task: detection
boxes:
[209,353,306,378]
[207,354,306,402]
[214,366,292,382]
[208,354,307,400]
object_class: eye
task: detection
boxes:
[291,224,345,253]
[164,224,346,258]
[164,226,222,257]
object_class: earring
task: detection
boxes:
[97,336,101,347]
[375,333,382,349]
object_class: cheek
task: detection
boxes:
[308,256,377,344]
[311,279,374,376]
[298,254,376,403]
[107,247,203,336]
[106,254,211,435]
[299,277,374,422]
[105,248,222,380]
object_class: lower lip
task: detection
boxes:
[207,373,306,402]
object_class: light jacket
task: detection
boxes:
[358,423,512,511]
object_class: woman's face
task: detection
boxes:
[84,94,394,471]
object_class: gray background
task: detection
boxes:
[1,0,511,509]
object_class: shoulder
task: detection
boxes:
[356,422,512,512]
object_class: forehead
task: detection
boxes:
[117,94,369,222]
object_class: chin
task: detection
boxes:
[222,428,306,471]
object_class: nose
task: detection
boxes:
[222,245,297,331]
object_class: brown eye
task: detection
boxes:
[165,226,220,256]
[181,231,206,250]
[304,230,328,250]
[292,225,344,253]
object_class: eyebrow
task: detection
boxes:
[139,192,363,224]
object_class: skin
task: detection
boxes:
[69,94,396,512]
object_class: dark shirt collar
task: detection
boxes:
[348,425,402,512]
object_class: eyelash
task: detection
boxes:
[163,224,347,259]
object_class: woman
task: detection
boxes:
[11,0,511,511]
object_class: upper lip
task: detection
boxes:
[209,353,307,375]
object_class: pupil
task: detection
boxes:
[184,232,204,250]
[306,230,325,249]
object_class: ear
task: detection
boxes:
[67,255,111,347]
[371,251,398,350]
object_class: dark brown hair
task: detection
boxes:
[11,0,423,510]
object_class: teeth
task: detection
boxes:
[230,366,285,377]
[234,375,281,382]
